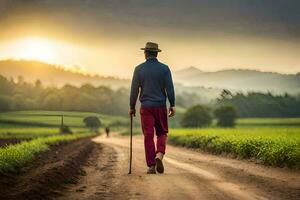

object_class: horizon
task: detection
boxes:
[0,59,299,79]
[0,1,300,77]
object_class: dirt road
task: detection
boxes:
[59,134,300,200]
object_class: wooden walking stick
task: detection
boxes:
[128,114,133,174]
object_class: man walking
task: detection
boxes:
[129,42,175,174]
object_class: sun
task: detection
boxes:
[13,37,56,62]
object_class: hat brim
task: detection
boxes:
[141,48,162,52]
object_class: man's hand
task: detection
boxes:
[129,109,136,117]
[168,106,176,117]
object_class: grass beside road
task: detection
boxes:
[169,128,300,169]
[0,133,94,173]
[0,127,60,138]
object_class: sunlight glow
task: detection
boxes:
[12,37,56,62]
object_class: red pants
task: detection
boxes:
[140,106,168,167]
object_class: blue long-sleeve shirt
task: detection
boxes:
[130,58,175,109]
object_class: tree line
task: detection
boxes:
[0,75,129,115]
[0,75,300,117]
[216,90,300,117]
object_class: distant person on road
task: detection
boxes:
[105,126,110,137]
[129,42,175,174]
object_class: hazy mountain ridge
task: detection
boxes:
[174,67,300,94]
[0,60,299,95]
[0,60,130,89]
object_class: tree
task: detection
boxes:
[35,79,43,88]
[217,89,233,102]
[0,95,12,112]
[42,94,61,110]
[0,75,14,95]
[214,106,237,127]
[181,105,212,128]
[83,116,101,133]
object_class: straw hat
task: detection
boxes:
[141,42,162,52]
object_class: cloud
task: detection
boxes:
[1,0,299,41]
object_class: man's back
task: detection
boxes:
[129,42,175,174]
[130,58,175,109]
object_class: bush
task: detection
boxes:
[181,105,212,128]
[214,106,237,127]
[60,125,72,134]
[83,116,101,133]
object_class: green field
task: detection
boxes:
[0,110,127,127]
[122,117,300,136]
[0,110,128,138]
[236,118,300,127]
[169,127,300,168]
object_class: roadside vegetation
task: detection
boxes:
[0,133,94,172]
[169,128,300,169]
[170,103,300,169]
[0,127,61,138]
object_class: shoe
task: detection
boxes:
[147,166,156,174]
[155,152,164,174]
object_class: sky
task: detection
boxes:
[0,0,299,77]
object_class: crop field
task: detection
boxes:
[169,127,300,168]
[236,118,300,127]
[0,110,121,172]
[0,111,127,128]
[0,111,128,138]
[122,117,300,134]
[0,133,93,172]
[0,127,60,138]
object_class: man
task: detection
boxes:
[129,42,175,174]
[105,126,110,137]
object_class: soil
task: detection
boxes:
[57,138,125,200]
[0,137,96,200]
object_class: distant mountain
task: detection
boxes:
[175,66,203,79]
[0,60,130,89]
[173,67,300,94]
[1,60,299,95]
